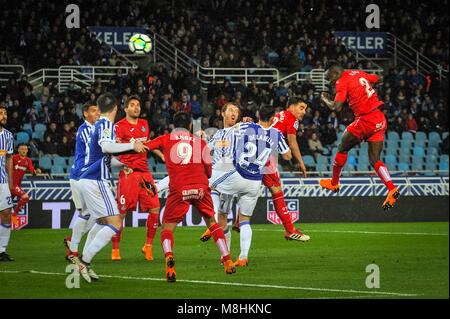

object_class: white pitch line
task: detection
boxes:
[0,270,419,297]
[251,228,449,236]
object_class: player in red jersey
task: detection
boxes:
[320,63,399,210]
[144,112,236,282]
[10,144,41,228]
[233,97,310,242]
[111,95,162,261]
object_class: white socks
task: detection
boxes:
[69,214,93,253]
[0,223,11,253]
[82,224,118,264]
[239,221,252,260]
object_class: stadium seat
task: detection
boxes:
[16,132,30,144]
[415,131,426,140]
[413,147,425,157]
[386,163,397,171]
[357,163,370,171]
[425,162,438,171]
[402,132,414,140]
[34,123,47,133]
[439,155,449,163]
[413,140,427,148]
[347,155,357,166]
[345,164,356,172]
[386,140,398,149]
[339,124,346,132]
[68,156,75,168]
[53,156,68,167]
[23,123,33,136]
[399,148,411,156]
[32,131,45,142]
[316,155,329,165]
[359,142,368,151]
[426,154,438,163]
[428,131,442,142]
[426,147,439,156]
[412,156,424,164]
[384,155,397,165]
[348,149,357,157]
[411,162,424,171]
[398,163,410,171]
[438,162,449,171]
[399,154,411,164]
[155,162,167,173]
[302,155,316,167]
[358,155,369,164]
[51,166,64,174]
[39,156,53,170]
[442,132,449,140]
[400,140,413,149]
[385,147,397,156]
[387,131,399,141]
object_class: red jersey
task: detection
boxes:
[12,154,35,186]
[334,70,383,117]
[115,118,150,172]
[273,110,299,137]
[145,130,212,191]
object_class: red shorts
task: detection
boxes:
[10,185,26,198]
[163,185,215,224]
[346,109,387,142]
[117,171,160,214]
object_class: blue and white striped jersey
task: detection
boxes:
[0,128,14,184]
[80,117,115,181]
[69,121,95,180]
[208,127,235,171]
[233,122,289,181]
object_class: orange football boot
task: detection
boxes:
[141,244,154,261]
[319,179,340,193]
[233,258,249,267]
[111,248,121,261]
[224,259,237,274]
[165,255,176,282]
[199,229,212,242]
[382,187,400,211]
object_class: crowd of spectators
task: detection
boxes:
[1,0,448,73]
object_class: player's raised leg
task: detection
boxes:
[368,141,400,210]
[320,130,360,192]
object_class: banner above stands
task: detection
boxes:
[87,26,148,51]
[334,31,387,54]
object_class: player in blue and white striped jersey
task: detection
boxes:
[64,102,100,262]
[76,93,148,282]
[0,105,15,262]
[211,105,292,266]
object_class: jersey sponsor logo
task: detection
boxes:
[215,140,231,148]
[12,202,29,230]
[181,188,205,201]
[141,126,146,132]
[293,121,299,130]
[266,199,299,225]
[103,128,112,138]
[0,150,6,156]
[130,128,135,132]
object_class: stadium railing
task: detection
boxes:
[0,64,25,88]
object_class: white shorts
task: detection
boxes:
[211,191,235,215]
[70,179,83,210]
[157,176,170,193]
[211,169,262,217]
[0,183,13,212]
[78,179,119,219]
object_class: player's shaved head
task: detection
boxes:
[173,111,192,130]
[325,62,344,82]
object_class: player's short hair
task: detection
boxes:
[258,104,276,122]
[125,95,141,108]
[287,96,307,108]
[173,111,192,130]
[326,61,344,72]
[17,143,28,148]
[82,102,97,114]
[97,92,117,113]
[221,102,241,114]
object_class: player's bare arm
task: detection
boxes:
[321,92,344,112]
[287,134,307,178]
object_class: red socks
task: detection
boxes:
[160,229,174,257]
[374,161,396,191]
[209,223,230,262]
[332,152,348,185]
[111,228,122,250]
[146,213,159,245]
[13,196,29,215]
[272,191,296,233]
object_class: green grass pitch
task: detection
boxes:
[0,222,448,299]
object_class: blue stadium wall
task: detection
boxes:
[14,176,449,229]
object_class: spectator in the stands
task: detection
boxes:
[406,113,418,133]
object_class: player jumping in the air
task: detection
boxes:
[0,105,15,261]
[145,112,236,282]
[211,104,293,266]
[76,93,147,282]
[111,95,162,261]
[10,144,41,228]
[320,63,400,210]
[64,102,100,262]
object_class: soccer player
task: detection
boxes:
[211,104,293,266]
[111,95,161,261]
[64,102,100,262]
[76,93,147,282]
[320,63,400,210]
[10,144,42,228]
[144,112,236,282]
[233,98,310,241]
[0,105,15,261]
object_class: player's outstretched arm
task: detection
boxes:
[101,140,148,155]
[321,92,344,112]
